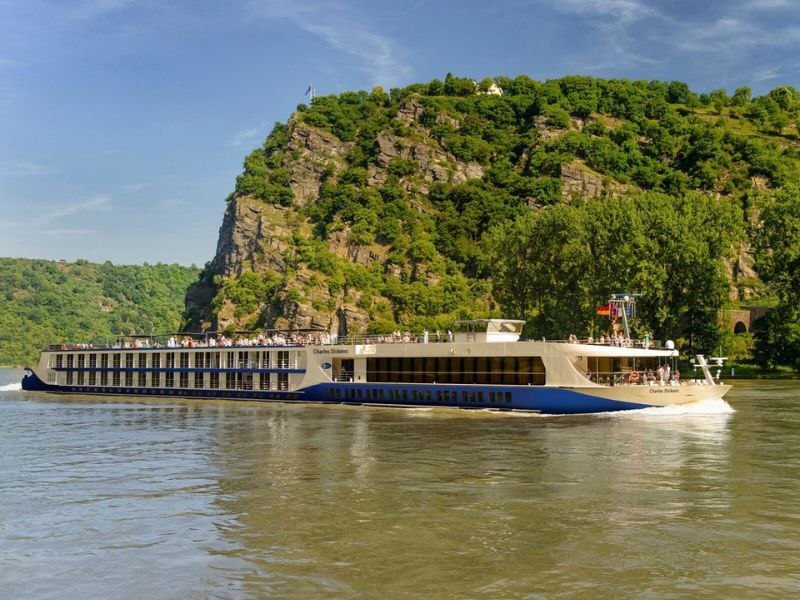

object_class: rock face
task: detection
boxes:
[183,99,487,334]
[210,199,292,279]
[560,160,630,201]
[286,119,352,205]
[367,131,483,188]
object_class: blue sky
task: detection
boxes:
[1,0,799,266]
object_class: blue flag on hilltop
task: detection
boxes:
[305,84,312,96]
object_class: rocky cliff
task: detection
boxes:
[184,75,779,335]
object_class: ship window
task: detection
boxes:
[180,353,189,369]
[193,373,203,388]
[180,372,189,388]
[78,354,85,368]
[126,354,134,369]
[165,372,174,388]
[166,352,175,368]
[152,353,160,368]
[112,353,120,368]
[55,354,64,368]
[138,372,146,387]
[195,352,205,369]
[88,372,96,386]
[101,371,108,386]
[226,373,235,389]
[100,354,108,368]
[259,373,269,390]
[113,370,120,386]
[138,354,146,369]
[277,351,289,369]
[210,372,219,389]
[277,373,288,391]
[89,354,97,368]
[77,371,84,385]
[66,371,74,385]
[152,372,161,387]
[505,392,512,403]
[335,387,341,398]
[125,371,133,387]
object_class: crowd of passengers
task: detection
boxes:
[587,363,680,386]
[61,329,653,350]
[567,332,655,348]
[59,329,459,350]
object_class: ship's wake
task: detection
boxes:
[610,398,735,418]
[0,382,23,391]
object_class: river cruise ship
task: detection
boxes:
[22,308,730,415]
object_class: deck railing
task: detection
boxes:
[585,371,714,386]
[46,334,666,352]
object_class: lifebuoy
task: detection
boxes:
[628,370,640,383]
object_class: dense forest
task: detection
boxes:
[192,74,800,371]
[0,259,199,366]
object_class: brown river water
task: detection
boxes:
[1,368,799,598]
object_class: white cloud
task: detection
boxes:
[42,228,94,237]
[553,0,657,22]
[119,182,149,193]
[249,0,411,87]
[35,194,112,225]
[0,57,26,69]
[0,161,53,177]
[228,127,263,149]
[157,197,189,209]
[753,67,782,82]
[70,0,135,20]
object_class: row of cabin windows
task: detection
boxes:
[52,350,295,370]
[327,387,514,404]
[366,356,546,385]
[63,370,289,390]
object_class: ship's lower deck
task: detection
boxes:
[22,368,727,415]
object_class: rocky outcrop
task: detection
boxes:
[560,160,630,201]
[285,119,351,205]
[367,131,483,187]
[210,198,292,279]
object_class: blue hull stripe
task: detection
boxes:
[21,370,652,415]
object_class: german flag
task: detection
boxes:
[596,305,611,316]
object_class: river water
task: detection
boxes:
[1,368,799,598]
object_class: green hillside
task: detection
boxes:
[0,258,200,367]
[189,75,800,369]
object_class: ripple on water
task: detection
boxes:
[1,376,799,598]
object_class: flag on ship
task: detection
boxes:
[596,305,611,316]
